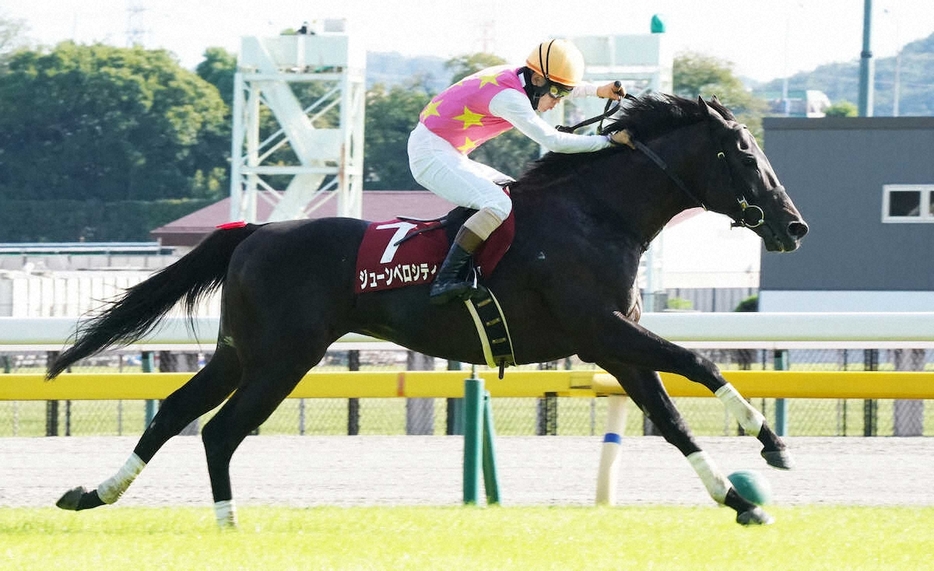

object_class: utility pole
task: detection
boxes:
[857,0,874,117]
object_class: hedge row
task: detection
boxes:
[0,199,214,242]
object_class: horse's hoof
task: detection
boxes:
[736,507,774,526]
[762,449,794,470]
[56,486,87,511]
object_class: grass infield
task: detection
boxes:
[2,505,932,570]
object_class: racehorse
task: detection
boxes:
[49,94,808,527]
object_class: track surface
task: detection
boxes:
[2,436,932,508]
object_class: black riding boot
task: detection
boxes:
[430,243,477,305]
[431,226,485,305]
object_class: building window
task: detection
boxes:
[882,185,934,223]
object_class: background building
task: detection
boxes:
[760,116,934,312]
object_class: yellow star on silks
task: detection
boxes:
[477,73,500,88]
[457,137,479,153]
[420,99,442,121]
[453,106,484,129]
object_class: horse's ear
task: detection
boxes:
[697,95,709,116]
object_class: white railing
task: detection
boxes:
[3,313,934,351]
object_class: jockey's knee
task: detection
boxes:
[465,206,506,240]
[486,193,512,221]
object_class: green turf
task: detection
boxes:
[2,505,932,570]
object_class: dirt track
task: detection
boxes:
[2,436,933,508]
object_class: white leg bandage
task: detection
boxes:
[687,451,731,504]
[214,500,238,528]
[715,383,765,437]
[97,453,146,504]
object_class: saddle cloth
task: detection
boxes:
[355,211,515,294]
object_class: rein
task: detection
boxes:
[556,99,621,134]
[630,139,706,211]
[556,82,626,135]
[558,96,765,229]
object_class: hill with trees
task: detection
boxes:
[755,31,934,116]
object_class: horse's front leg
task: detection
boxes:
[601,363,772,525]
[578,309,792,470]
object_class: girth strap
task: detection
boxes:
[463,286,516,378]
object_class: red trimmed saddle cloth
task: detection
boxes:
[355,211,515,294]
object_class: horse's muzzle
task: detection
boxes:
[759,217,808,253]
[772,219,808,252]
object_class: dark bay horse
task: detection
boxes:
[50,95,807,526]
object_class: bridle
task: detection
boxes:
[558,96,766,230]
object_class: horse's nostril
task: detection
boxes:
[789,221,809,239]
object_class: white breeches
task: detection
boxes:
[408,123,513,221]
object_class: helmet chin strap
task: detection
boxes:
[521,67,549,110]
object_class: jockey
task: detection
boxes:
[409,38,634,305]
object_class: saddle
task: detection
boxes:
[355,205,517,376]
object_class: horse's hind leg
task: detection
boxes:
[56,345,242,512]
[200,350,321,527]
[602,363,773,525]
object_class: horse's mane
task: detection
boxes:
[516,94,735,189]
[606,93,735,137]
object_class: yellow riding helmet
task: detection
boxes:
[525,39,585,87]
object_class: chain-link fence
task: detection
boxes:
[2,348,932,437]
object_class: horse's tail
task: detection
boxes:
[47,224,262,379]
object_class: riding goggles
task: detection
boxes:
[547,83,573,99]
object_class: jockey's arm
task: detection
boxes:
[489,89,612,154]
[570,81,625,100]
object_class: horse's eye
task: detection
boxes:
[742,156,757,166]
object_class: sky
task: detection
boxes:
[3,0,932,83]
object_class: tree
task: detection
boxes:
[193,47,240,197]
[196,47,237,109]
[445,53,507,83]
[0,42,229,202]
[674,52,769,143]
[364,82,432,190]
[824,100,857,117]
[0,11,29,66]
[673,52,740,99]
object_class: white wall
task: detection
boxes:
[760,291,934,313]
[0,271,220,317]
[649,209,762,290]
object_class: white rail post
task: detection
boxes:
[595,394,629,505]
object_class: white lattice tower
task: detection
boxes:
[229,21,365,223]
[567,31,673,126]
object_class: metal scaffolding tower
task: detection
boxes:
[230,21,366,223]
[570,29,673,121]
